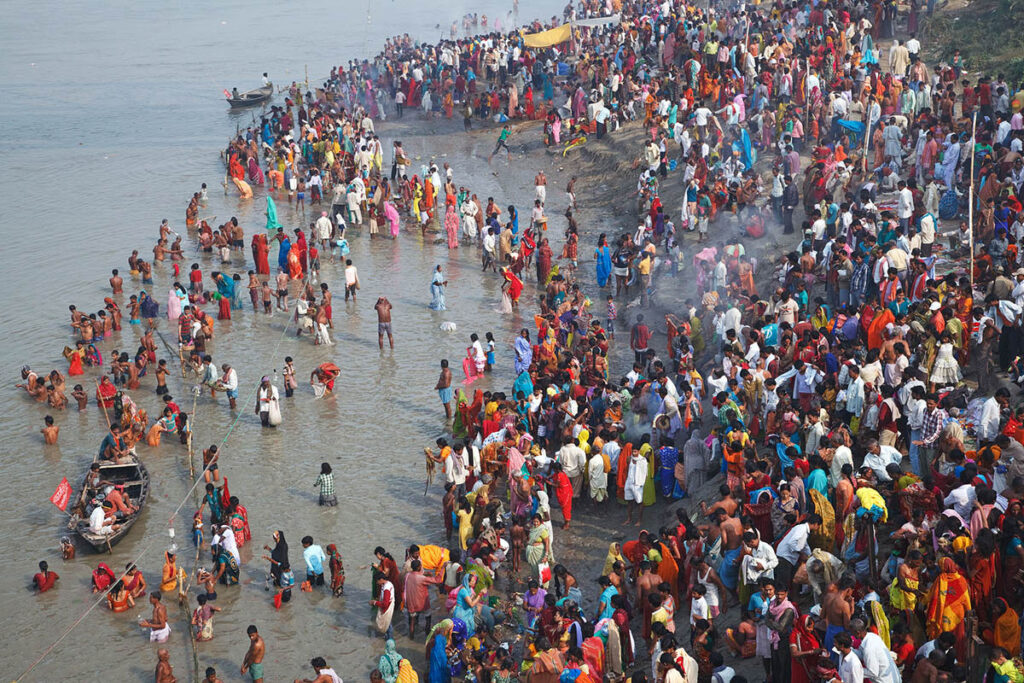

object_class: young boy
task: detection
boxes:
[41,415,59,444]
[606,295,617,340]
[261,281,273,314]
[275,269,289,311]
[71,384,88,411]
[189,263,204,294]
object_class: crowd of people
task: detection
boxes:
[18,0,1024,677]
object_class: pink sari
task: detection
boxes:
[384,201,401,238]
[445,205,459,249]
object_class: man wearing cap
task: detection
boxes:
[989,265,1016,300]
[1012,267,1024,307]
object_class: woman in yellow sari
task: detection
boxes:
[639,439,656,506]
[808,488,836,551]
[603,542,626,575]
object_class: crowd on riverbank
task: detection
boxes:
[16,0,1024,677]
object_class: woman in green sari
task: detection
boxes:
[525,513,553,587]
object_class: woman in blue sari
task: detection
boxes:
[514,329,533,374]
[429,265,448,310]
[427,630,450,683]
[277,235,291,272]
[594,234,612,288]
[451,573,481,636]
[513,370,534,401]
[213,272,235,302]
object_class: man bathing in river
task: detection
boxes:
[375,296,394,350]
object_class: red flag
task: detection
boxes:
[50,477,72,511]
[223,89,232,99]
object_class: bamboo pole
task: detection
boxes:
[968,111,978,290]
[94,379,113,431]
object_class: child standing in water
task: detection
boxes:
[485,332,496,372]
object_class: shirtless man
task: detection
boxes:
[636,559,661,641]
[242,625,266,683]
[434,360,453,419]
[139,259,153,285]
[713,508,743,599]
[141,329,157,361]
[294,656,343,683]
[154,239,169,263]
[534,170,547,206]
[566,176,577,210]
[275,269,290,311]
[155,649,177,683]
[110,269,123,294]
[319,283,333,329]
[821,574,855,650]
[375,297,394,350]
[701,483,740,518]
[40,416,58,445]
[203,667,224,683]
[140,591,171,643]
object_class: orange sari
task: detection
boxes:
[656,541,680,603]
[926,558,972,644]
[616,443,633,503]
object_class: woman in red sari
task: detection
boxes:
[523,86,535,119]
[967,533,997,622]
[228,153,245,180]
[551,462,573,529]
[790,614,823,683]
[251,234,270,276]
[96,376,116,409]
[293,229,308,274]
[501,267,524,307]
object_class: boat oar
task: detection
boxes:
[93,379,113,431]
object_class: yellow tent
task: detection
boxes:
[523,23,572,48]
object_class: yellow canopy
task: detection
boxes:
[523,23,572,48]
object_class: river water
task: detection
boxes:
[0,1,564,679]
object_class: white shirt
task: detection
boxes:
[89,506,111,534]
[693,107,713,126]
[221,368,238,391]
[445,448,467,485]
[776,522,811,564]
[898,187,914,219]
[863,445,902,481]
[978,396,1003,441]
[859,632,900,683]
[839,650,865,683]
[345,265,358,286]
[944,483,978,520]
[741,541,778,582]
[557,443,587,478]
[690,595,710,625]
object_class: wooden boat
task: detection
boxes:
[226,84,273,108]
[68,457,150,552]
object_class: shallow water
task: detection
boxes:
[0,1,568,679]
